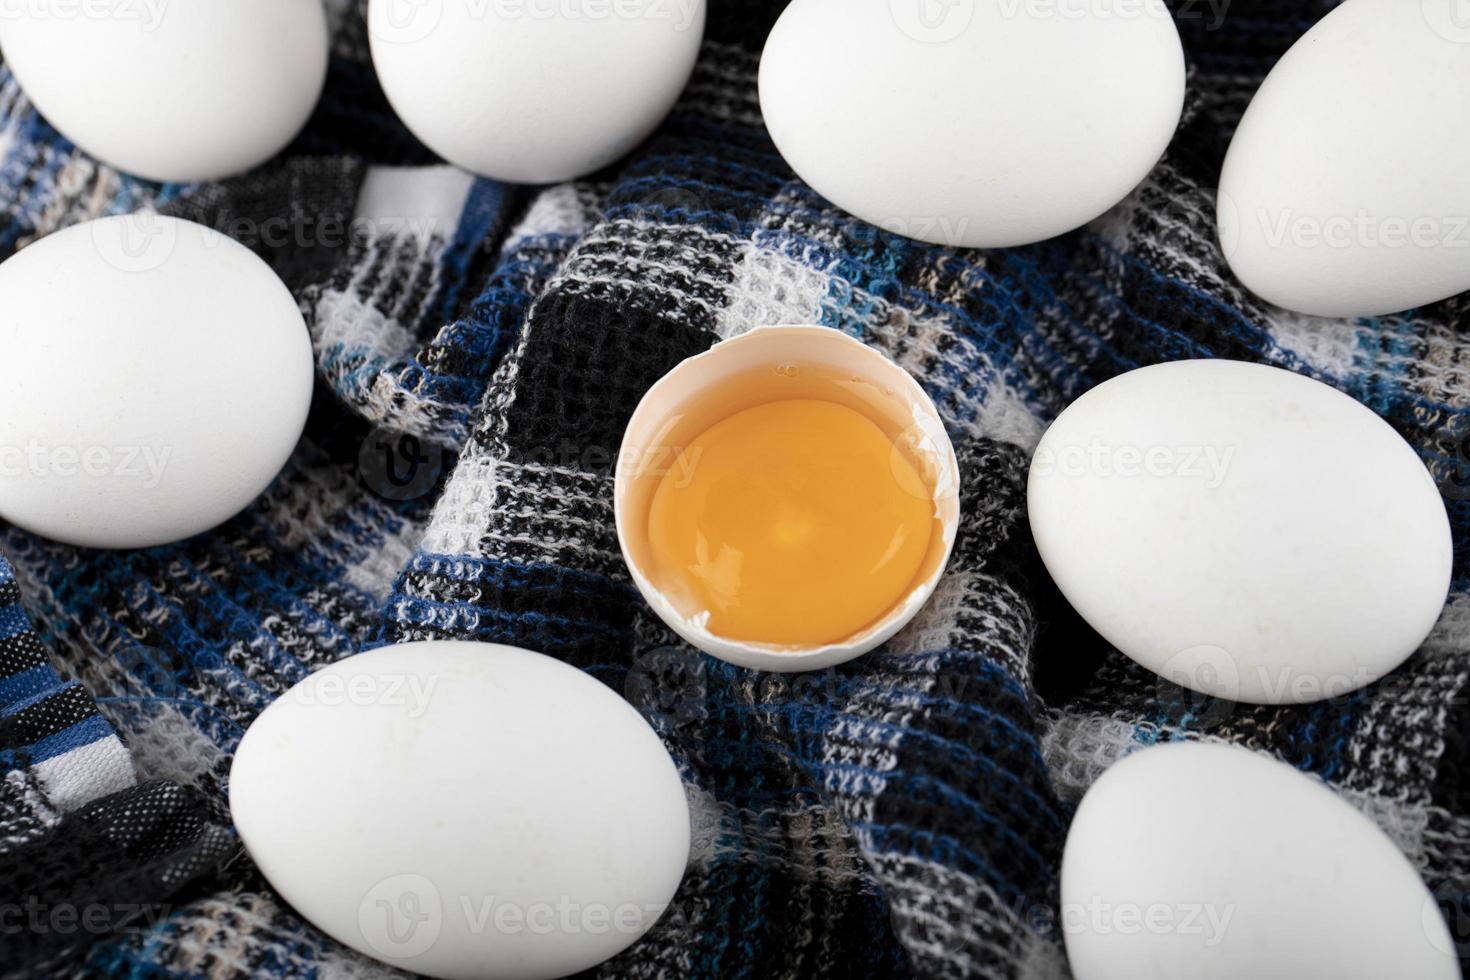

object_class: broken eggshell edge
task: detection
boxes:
[614,324,961,673]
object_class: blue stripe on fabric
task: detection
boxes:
[0,664,57,705]
[452,178,511,258]
[391,593,634,642]
[1345,321,1419,417]
[0,682,76,719]
[0,603,30,641]
[11,715,114,766]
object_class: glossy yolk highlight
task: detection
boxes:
[646,398,934,647]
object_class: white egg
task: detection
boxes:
[614,325,960,673]
[229,641,691,980]
[758,0,1185,248]
[1218,0,1470,317]
[0,215,313,550]
[1062,741,1459,980]
[367,0,706,183]
[0,0,328,183]
[1028,360,1450,704]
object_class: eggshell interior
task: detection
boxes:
[615,325,960,672]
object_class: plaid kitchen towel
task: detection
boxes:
[1,0,1468,977]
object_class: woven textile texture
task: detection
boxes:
[1,0,1468,977]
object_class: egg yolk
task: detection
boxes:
[646,398,935,647]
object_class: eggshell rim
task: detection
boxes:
[614,325,961,673]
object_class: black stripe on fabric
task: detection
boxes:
[0,685,97,749]
[0,630,48,680]
[498,293,718,472]
[0,780,234,973]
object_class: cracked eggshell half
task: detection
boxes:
[615,325,960,673]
